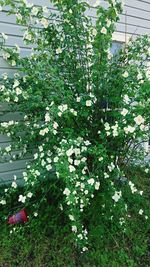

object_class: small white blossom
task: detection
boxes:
[16,87,22,95]
[56,47,62,54]
[101,27,107,34]
[139,209,143,215]
[112,191,122,202]
[121,108,128,116]
[86,100,92,107]
[31,6,39,16]
[69,165,76,172]
[69,215,75,221]
[63,188,71,196]
[88,178,95,186]
[18,195,26,203]
[72,225,77,233]
[0,200,6,205]
[134,115,144,125]
[122,71,129,78]
[11,181,17,189]
[27,192,33,198]
[41,18,49,28]
[95,182,100,190]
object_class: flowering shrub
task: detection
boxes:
[0,0,150,251]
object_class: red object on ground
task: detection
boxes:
[8,209,28,224]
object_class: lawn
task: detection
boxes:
[0,167,150,267]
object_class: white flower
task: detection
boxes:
[43,6,49,13]
[34,212,38,217]
[74,160,80,166]
[66,148,74,157]
[99,157,103,161]
[123,94,130,104]
[69,165,76,172]
[3,73,8,80]
[46,164,52,171]
[83,247,88,252]
[72,225,77,233]
[137,73,143,80]
[53,122,58,129]
[54,156,59,163]
[86,100,92,107]
[27,192,33,198]
[101,27,107,34]
[13,80,20,88]
[56,47,62,54]
[121,108,128,116]
[35,170,40,176]
[0,200,6,205]
[31,7,39,16]
[106,19,111,28]
[92,28,97,36]
[41,18,49,28]
[11,181,17,189]
[122,71,129,78]
[63,188,71,196]
[84,140,91,146]
[124,125,135,134]
[129,181,137,194]
[134,115,144,125]
[69,215,75,221]
[34,153,38,159]
[139,209,143,215]
[104,122,110,131]
[39,127,49,136]
[87,178,95,185]
[58,104,68,112]
[16,87,22,95]
[145,168,149,173]
[24,32,32,41]
[5,145,11,152]
[1,33,8,40]
[77,234,83,240]
[45,113,51,122]
[95,182,100,190]
[112,191,122,202]
[18,195,26,203]
[74,148,80,156]
[3,52,10,60]
[76,97,81,102]
[104,172,109,178]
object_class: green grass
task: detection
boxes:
[0,167,150,267]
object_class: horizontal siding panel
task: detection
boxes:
[0,103,10,112]
[0,111,24,122]
[0,68,19,77]
[0,158,29,173]
[125,0,150,12]
[0,22,26,36]
[0,134,11,143]
[116,22,150,35]
[0,169,25,183]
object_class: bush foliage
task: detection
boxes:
[0,0,150,252]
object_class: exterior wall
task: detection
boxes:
[0,0,150,182]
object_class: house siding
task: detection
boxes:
[0,0,150,182]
